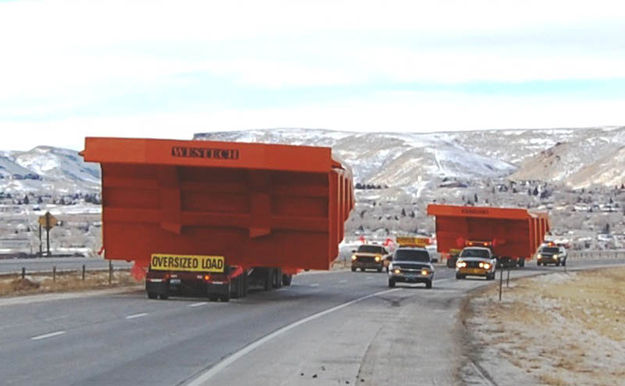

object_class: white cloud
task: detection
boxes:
[2,91,623,150]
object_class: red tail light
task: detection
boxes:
[204,275,211,281]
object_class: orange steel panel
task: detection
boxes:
[83,137,333,173]
[428,204,550,260]
[85,137,353,271]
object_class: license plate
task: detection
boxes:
[169,279,181,285]
[467,268,483,274]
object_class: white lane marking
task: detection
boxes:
[31,330,66,341]
[309,283,320,287]
[189,302,208,308]
[125,313,148,320]
[187,288,400,386]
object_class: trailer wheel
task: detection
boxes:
[273,268,283,289]
[263,269,272,291]
[147,292,158,299]
[282,274,292,286]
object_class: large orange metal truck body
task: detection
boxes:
[427,204,550,262]
[82,137,354,274]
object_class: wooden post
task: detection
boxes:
[82,265,86,281]
[53,266,56,282]
[45,212,51,257]
[108,260,113,285]
[21,267,25,279]
[499,268,503,301]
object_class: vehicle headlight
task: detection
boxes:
[456,260,467,268]
[351,255,357,261]
[478,262,484,268]
[483,263,491,270]
[553,254,559,259]
[421,269,429,276]
[375,255,381,262]
[394,268,401,274]
[537,254,542,259]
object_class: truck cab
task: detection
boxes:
[351,244,390,272]
[455,246,496,280]
[387,247,434,288]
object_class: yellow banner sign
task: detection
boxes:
[396,236,429,247]
[150,254,225,273]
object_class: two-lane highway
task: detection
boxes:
[0,258,623,386]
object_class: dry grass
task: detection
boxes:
[0,270,139,297]
[466,267,625,386]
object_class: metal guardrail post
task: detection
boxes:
[53,266,56,282]
[21,267,25,279]
[82,265,86,281]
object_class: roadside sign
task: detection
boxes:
[38,212,58,229]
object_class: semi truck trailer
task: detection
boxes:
[427,204,550,268]
[82,137,354,301]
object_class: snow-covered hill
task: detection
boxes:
[0,147,100,194]
[195,126,625,189]
[2,126,625,196]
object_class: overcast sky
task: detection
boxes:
[1,0,625,151]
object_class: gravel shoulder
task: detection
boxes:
[461,267,625,385]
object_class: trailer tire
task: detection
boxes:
[282,274,292,286]
[263,269,272,291]
[273,268,283,289]
[147,292,158,299]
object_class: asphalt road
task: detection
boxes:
[0,257,132,275]
[0,258,623,386]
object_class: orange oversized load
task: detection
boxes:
[82,137,354,300]
[427,204,549,267]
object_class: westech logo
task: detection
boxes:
[461,208,489,215]
[171,146,240,160]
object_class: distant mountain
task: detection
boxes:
[195,126,625,189]
[2,126,624,196]
[0,147,100,194]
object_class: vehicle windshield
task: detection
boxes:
[394,249,430,262]
[541,247,559,253]
[460,249,490,258]
[357,245,386,254]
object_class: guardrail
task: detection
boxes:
[569,250,625,260]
